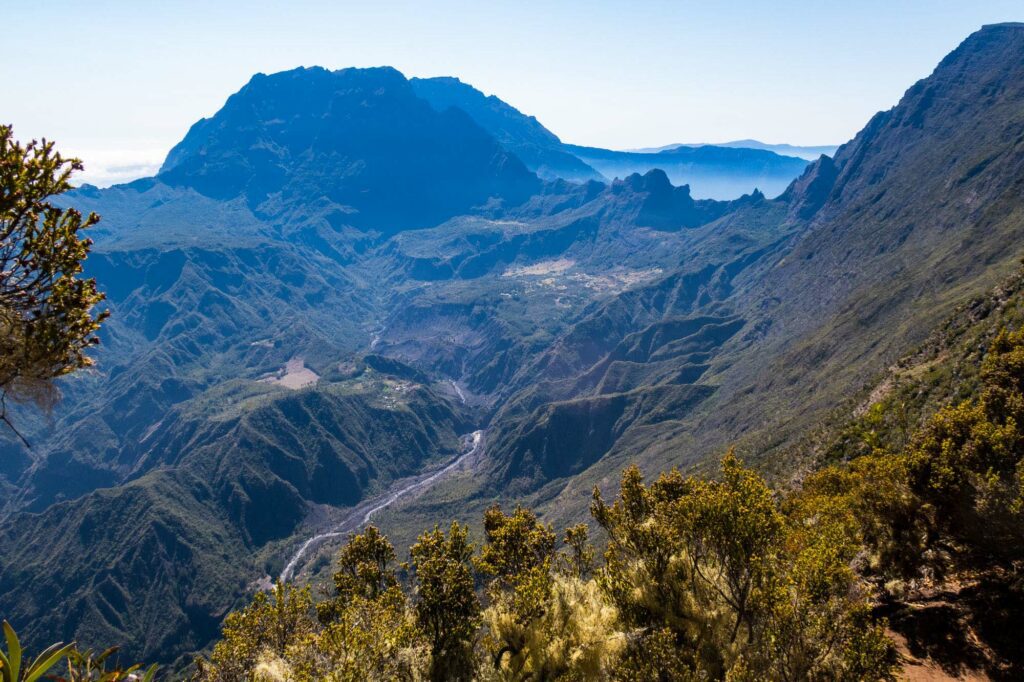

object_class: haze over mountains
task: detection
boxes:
[406,76,812,197]
[632,140,840,161]
[2,22,1024,669]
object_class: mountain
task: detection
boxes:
[474,19,1024,509]
[409,75,813,198]
[0,380,469,668]
[563,143,811,199]
[634,139,840,161]
[160,66,540,233]
[369,21,1024,546]
[0,64,772,665]
[3,23,1024,669]
[410,76,602,182]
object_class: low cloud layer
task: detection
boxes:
[67,147,167,188]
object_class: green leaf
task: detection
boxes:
[1,623,20,682]
[24,642,72,682]
[0,648,13,682]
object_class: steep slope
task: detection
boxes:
[804,267,1024,680]
[722,20,1024,456]
[5,24,1024,669]
[590,21,1024,486]
[0,377,468,667]
[2,235,371,514]
[380,23,1024,538]
[0,62,768,664]
[0,66,541,664]
[411,76,602,182]
[478,199,794,490]
[364,171,768,399]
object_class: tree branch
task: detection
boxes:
[0,392,30,449]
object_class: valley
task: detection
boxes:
[279,429,484,583]
[2,21,1024,675]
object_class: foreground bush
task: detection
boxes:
[0,621,155,682]
[43,322,1024,679]
[193,454,900,680]
[46,324,1024,679]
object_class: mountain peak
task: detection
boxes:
[156,66,539,232]
[979,21,1024,30]
[410,76,559,145]
[627,168,675,194]
[931,21,1024,82]
[780,20,1024,223]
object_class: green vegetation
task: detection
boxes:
[6,24,1024,671]
[192,321,1024,680]
[192,457,901,680]
[0,620,155,682]
[0,621,72,682]
[0,125,107,442]
[802,327,1024,581]
[0,129,157,681]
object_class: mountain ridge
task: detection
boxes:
[406,72,812,197]
[632,139,839,161]
[158,66,540,233]
[3,23,1024,669]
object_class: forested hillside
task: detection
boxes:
[2,22,1024,677]
[193,266,1024,679]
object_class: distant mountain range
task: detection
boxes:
[631,139,839,160]
[561,142,808,199]
[3,22,1024,671]
[408,76,813,198]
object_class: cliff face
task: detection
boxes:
[762,22,1024,332]
[411,76,603,182]
[160,66,540,232]
[700,21,1024,463]
[479,23,1024,502]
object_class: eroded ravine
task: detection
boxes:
[279,429,484,582]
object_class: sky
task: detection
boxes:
[3,1,1021,186]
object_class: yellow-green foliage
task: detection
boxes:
[195,530,426,682]
[195,582,315,681]
[560,524,595,579]
[290,588,425,682]
[410,523,480,682]
[15,309,1024,682]
[299,525,425,681]
[211,365,1024,682]
[189,326,1024,681]
[475,505,556,583]
[476,506,619,681]
[804,327,1024,579]
[193,454,905,681]
[480,574,622,681]
[318,525,399,618]
[592,453,896,680]
[0,125,108,441]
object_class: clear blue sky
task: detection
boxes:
[3,0,1021,186]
